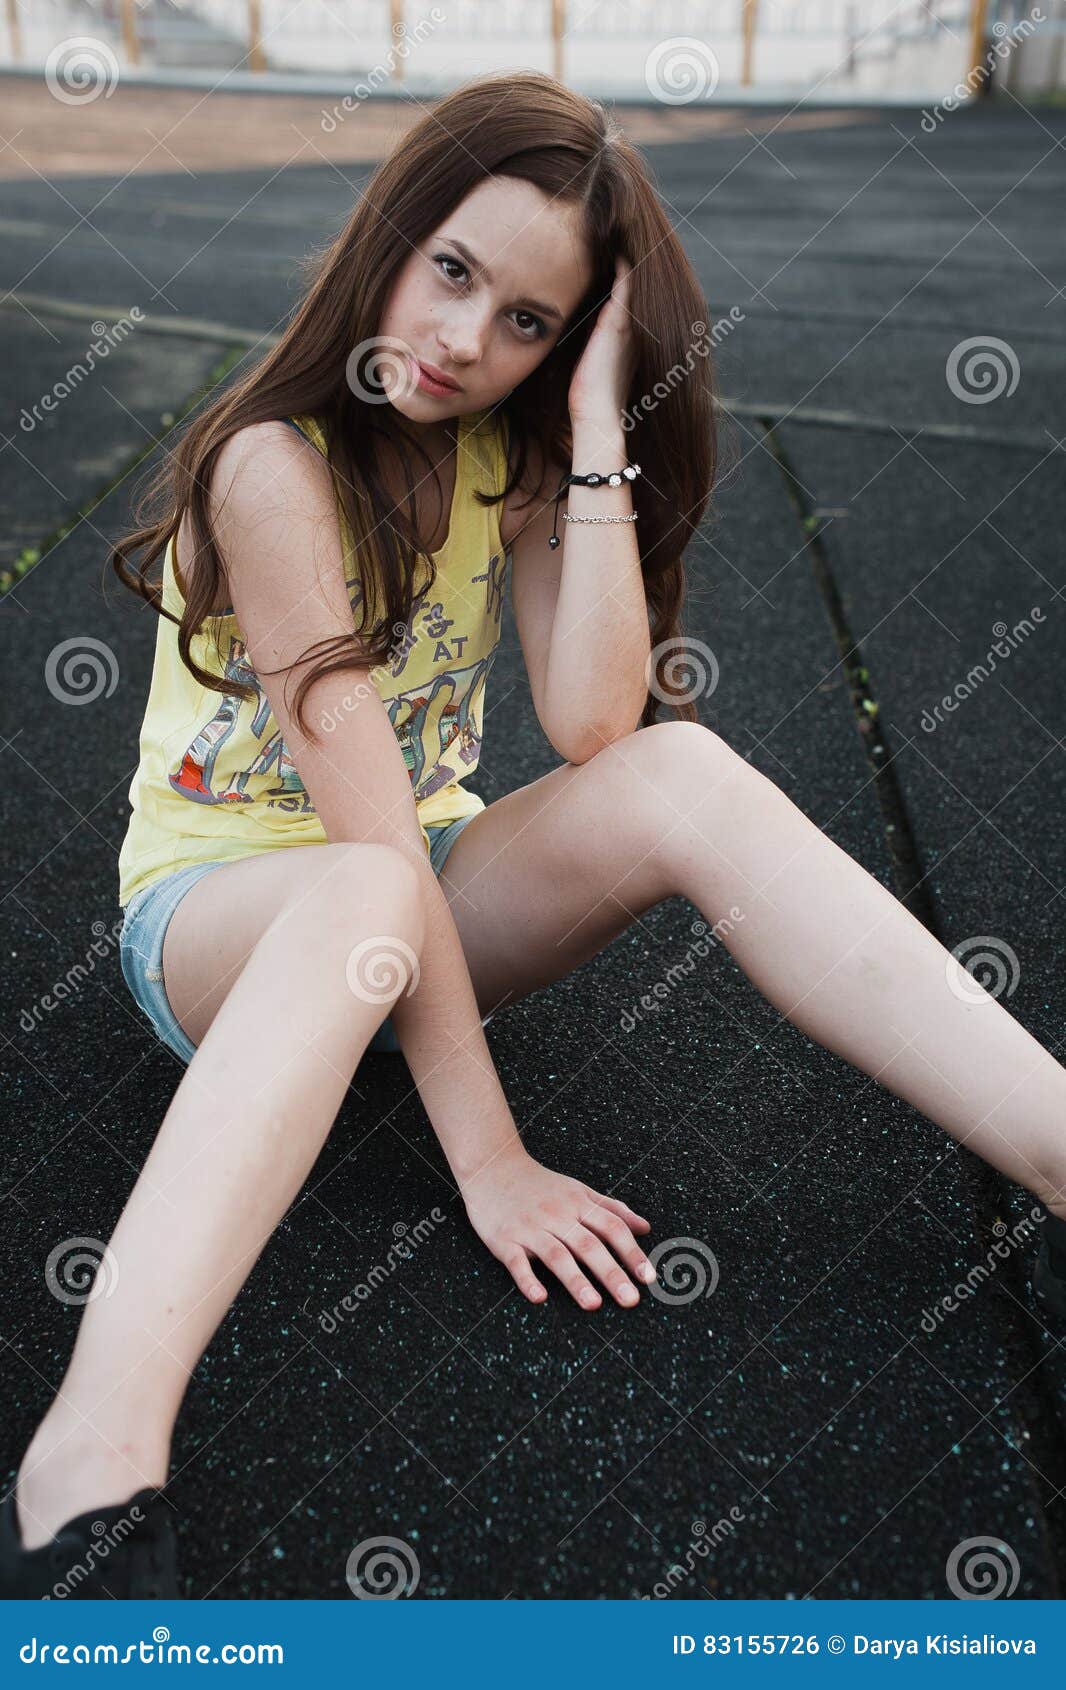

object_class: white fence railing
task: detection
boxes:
[3,0,1063,98]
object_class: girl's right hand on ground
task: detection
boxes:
[460,1145,657,1310]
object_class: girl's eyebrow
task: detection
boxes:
[440,236,564,322]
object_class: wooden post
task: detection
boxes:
[967,0,991,91]
[843,2,856,78]
[120,0,140,67]
[390,0,405,81]
[741,0,759,88]
[5,0,21,62]
[247,0,266,73]
[551,0,565,84]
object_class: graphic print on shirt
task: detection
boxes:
[167,636,308,809]
[389,551,506,677]
[166,552,505,814]
[476,549,508,630]
[383,551,505,795]
[387,650,498,799]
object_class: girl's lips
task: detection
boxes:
[409,354,461,395]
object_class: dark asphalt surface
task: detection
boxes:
[2,89,1065,1600]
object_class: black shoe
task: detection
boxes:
[1031,1206,1066,1328]
[0,1483,180,1599]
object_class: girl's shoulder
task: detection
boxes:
[173,417,330,614]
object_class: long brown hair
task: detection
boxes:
[111,69,717,743]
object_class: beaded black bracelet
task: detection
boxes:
[549,463,641,549]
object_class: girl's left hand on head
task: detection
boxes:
[567,253,640,429]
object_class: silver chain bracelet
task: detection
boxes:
[562,512,639,526]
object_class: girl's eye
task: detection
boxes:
[433,254,548,341]
[436,255,467,284]
[513,309,547,341]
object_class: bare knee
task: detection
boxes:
[588,718,748,802]
[643,718,740,770]
[591,721,793,900]
[275,842,427,956]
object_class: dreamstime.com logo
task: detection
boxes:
[44,637,120,705]
[345,1535,420,1598]
[345,934,421,1007]
[45,1237,119,1306]
[946,336,1020,405]
[919,610,1044,733]
[42,1503,145,1600]
[646,635,720,706]
[921,8,1046,130]
[45,35,121,103]
[19,311,145,431]
[945,935,1020,1005]
[646,1237,720,1305]
[645,38,720,104]
[321,7,446,130]
[19,1627,284,1663]
[311,1210,447,1331]
[917,1206,1048,1337]
[19,915,125,1035]
[622,312,744,431]
[946,1536,1020,1600]
[640,1510,747,1598]
[620,912,746,1032]
[346,336,422,405]
[316,619,426,738]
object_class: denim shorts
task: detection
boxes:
[118,814,489,1066]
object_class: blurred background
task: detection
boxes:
[4,0,1065,102]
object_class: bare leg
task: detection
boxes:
[433,721,1066,1221]
[15,843,425,1549]
[650,725,1066,1217]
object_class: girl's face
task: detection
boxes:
[376,175,594,435]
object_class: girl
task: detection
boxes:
[3,70,1064,1601]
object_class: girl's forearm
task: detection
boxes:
[542,415,651,746]
[386,869,527,1188]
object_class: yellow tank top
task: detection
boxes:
[117,406,509,910]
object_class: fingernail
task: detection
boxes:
[619,1285,638,1305]
[640,1262,657,1282]
[580,1289,599,1308]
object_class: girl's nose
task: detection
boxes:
[439,338,478,367]
[439,311,487,367]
